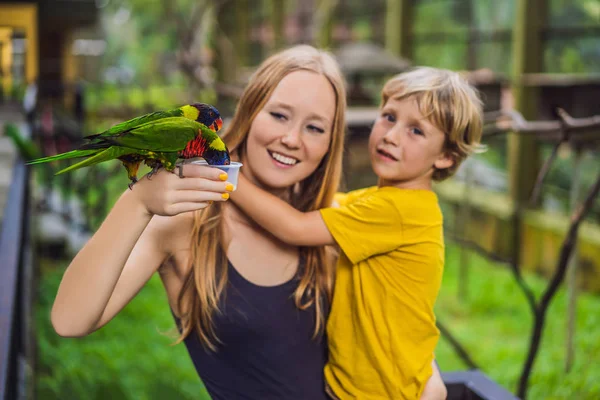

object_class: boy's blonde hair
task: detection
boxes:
[381,67,484,181]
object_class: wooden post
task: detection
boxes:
[233,0,250,67]
[0,28,13,97]
[268,0,286,52]
[458,161,474,301]
[215,3,237,85]
[315,0,338,49]
[565,147,583,372]
[509,0,546,263]
[385,0,413,60]
[61,30,76,110]
[465,0,476,70]
[0,4,39,85]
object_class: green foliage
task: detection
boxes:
[36,259,210,400]
[435,245,600,399]
[36,242,600,399]
[411,0,598,74]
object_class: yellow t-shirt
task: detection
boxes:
[320,186,444,400]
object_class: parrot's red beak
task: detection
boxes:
[212,117,223,132]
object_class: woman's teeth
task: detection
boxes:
[270,151,298,166]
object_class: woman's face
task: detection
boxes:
[241,70,336,193]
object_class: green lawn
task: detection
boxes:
[36,259,210,400]
[35,241,600,399]
[435,246,600,399]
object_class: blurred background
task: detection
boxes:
[0,0,599,399]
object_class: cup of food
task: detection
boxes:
[190,159,243,190]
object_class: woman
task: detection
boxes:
[52,45,343,399]
[51,45,445,399]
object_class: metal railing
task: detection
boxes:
[0,158,34,400]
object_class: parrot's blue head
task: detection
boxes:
[192,103,223,132]
[203,147,231,166]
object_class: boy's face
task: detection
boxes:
[369,96,454,189]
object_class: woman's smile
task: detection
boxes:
[268,150,300,167]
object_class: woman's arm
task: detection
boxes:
[50,165,231,337]
[231,174,335,246]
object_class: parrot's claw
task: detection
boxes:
[128,178,138,191]
[178,164,185,179]
[147,165,161,180]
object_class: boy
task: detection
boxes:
[231,67,484,399]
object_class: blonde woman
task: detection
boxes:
[50,45,445,399]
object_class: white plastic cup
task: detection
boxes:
[190,160,243,190]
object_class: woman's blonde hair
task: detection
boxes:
[176,45,347,350]
[381,67,485,181]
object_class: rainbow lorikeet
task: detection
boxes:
[27,103,230,188]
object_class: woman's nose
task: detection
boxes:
[281,128,302,148]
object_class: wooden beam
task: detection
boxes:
[385,0,413,60]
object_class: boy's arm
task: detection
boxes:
[420,360,447,400]
[231,174,335,246]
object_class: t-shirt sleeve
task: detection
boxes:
[333,186,378,207]
[320,191,403,264]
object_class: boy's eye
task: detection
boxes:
[308,124,325,134]
[270,112,287,121]
[381,113,395,123]
[411,127,424,136]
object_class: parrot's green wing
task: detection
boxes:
[89,108,184,138]
[103,117,203,151]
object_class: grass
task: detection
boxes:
[435,246,600,399]
[36,258,210,400]
[35,243,600,399]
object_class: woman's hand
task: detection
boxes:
[130,164,233,217]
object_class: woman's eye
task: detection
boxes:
[270,112,287,121]
[411,127,424,136]
[308,125,325,134]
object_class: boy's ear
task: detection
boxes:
[434,152,455,170]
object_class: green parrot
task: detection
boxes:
[4,123,41,161]
[27,103,230,188]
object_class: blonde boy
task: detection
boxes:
[231,67,484,399]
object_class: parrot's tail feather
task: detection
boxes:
[27,149,100,165]
[55,147,137,175]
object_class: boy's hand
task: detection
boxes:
[129,164,233,217]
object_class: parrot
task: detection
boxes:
[27,103,230,188]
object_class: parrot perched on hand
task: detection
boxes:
[27,103,230,188]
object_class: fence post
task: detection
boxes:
[509,0,546,266]
[385,0,413,60]
[565,146,583,372]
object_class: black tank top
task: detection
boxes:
[179,260,329,400]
